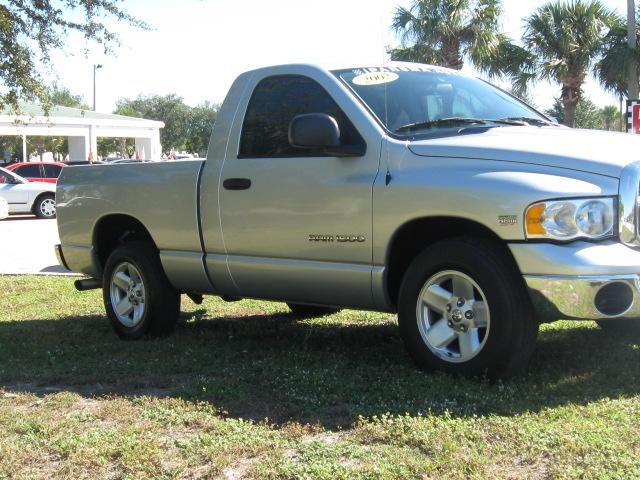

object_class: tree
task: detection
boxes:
[507,87,536,109]
[96,104,141,159]
[184,102,219,156]
[0,1,147,113]
[50,84,89,109]
[516,1,620,128]
[601,105,621,130]
[628,0,639,98]
[545,97,604,129]
[389,0,508,73]
[0,137,21,162]
[115,95,190,153]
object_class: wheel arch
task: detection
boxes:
[93,214,158,273]
[384,216,518,309]
[31,191,55,214]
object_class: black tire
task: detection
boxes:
[103,241,180,339]
[397,237,538,378]
[287,303,340,318]
[34,193,56,219]
[596,318,640,335]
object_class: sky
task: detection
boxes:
[50,0,633,113]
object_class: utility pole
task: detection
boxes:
[628,0,638,99]
[93,64,103,111]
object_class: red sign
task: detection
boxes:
[634,104,640,134]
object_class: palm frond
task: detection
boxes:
[389,0,505,71]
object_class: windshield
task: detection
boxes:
[0,167,26,184]
[333,66,547,137]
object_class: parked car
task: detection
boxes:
[5,162,66,184]
[55,62,640,378]
[0,167,56,218]
[0,197,8,219]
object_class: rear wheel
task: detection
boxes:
[103,242,180,339]
[34,194,56,219]
[287,303,340,318]
[398,237,538,378]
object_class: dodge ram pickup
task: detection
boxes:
[56,62,640,378]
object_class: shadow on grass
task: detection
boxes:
[1,309,639,427]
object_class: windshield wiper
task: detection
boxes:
[395,117,488,133]
[498,116,554,126]
[394,116,536,133]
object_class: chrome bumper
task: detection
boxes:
[510,241,640,322]
[524,274,640,322]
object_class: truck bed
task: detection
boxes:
[56,160,205,275]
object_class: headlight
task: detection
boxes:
[525,198,615,241]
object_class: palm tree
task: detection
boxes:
[595,11,640,130]
[389,0,507,73]
[595,16,638,98]
[601,105,621,130]
[628,0,638,98]
[518,1,620,127]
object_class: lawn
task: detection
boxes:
[1,275,640,479]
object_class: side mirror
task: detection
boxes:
[289,113,366,157]
[289,113,340,149]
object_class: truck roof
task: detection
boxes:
[243,61,472,78]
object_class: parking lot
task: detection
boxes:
[0,216,70,274]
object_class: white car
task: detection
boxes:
[0,197,7,219]
[0,167,57,218]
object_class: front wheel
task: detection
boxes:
[103,242,180,339]
[34,194,56,219]
[398,237,538,378]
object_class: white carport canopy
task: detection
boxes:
[0,104,164,162]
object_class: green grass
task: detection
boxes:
[1,275,640,478]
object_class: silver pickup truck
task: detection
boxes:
[56,62,640,378]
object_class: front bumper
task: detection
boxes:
[524,274,640,321]
[510,241,640,322]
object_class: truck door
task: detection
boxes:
[218,74,381,308]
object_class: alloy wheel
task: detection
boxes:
[415,270,490,363]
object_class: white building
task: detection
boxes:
[0,104,164,162]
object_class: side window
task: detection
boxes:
[15,164,42,178]
[43,165,62,177]
[239,75,364,158]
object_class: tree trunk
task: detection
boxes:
[442,36,463,70]
[628,0,639,99]
[561,83,580,128]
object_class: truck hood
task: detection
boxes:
[407,126,640,178]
